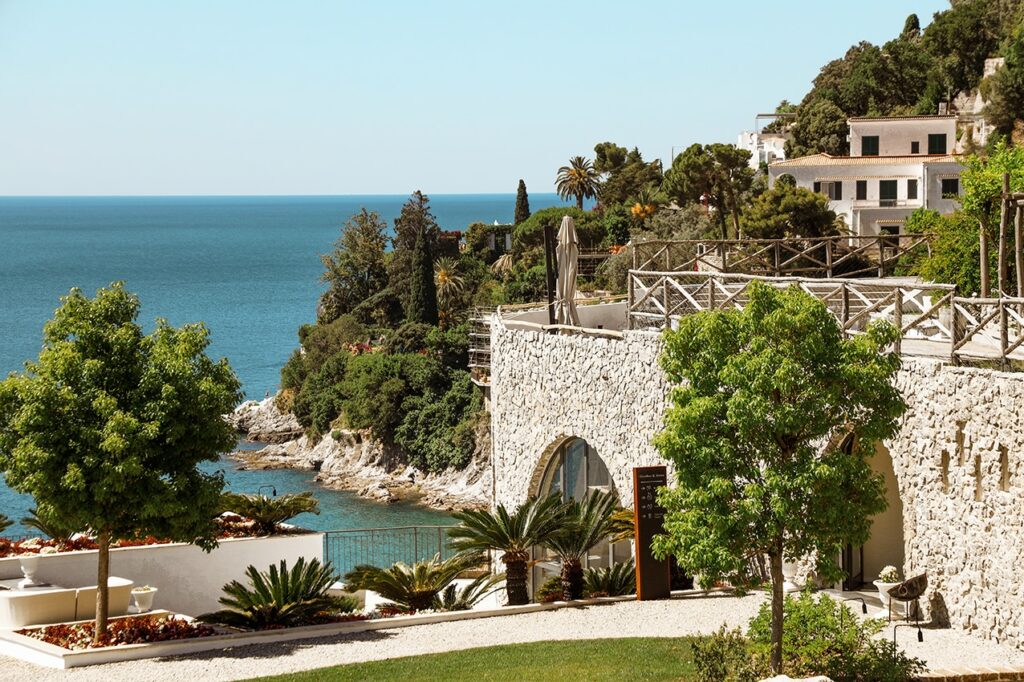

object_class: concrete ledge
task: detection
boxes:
[0,588,721,669]
[919,668,1024,681]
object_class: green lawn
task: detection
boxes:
[252,638,698,681]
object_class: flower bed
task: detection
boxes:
[0,514,305,559]
[16,615,217,650]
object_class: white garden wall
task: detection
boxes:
[0,533,323,617]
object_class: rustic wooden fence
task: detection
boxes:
[627,271,1024,365]
[632,234,933,279]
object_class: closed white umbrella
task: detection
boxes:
[555,216,580,326]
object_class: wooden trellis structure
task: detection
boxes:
[627,271,1024,366]
[632,234,933,279]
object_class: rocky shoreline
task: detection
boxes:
[226,398,491,511]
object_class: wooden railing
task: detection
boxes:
[627,271,1024,365]
[632,234,933,279]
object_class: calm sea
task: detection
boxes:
[0,194,570,533]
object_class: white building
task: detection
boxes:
[738,112,794,169]
[768,115,964,236]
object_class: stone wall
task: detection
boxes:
[489,316,1024,647]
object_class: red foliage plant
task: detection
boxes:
[18,615,217,650]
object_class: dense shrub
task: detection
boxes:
[504,264,548,303]
[692,626,759,682]
[534,576,564,603]
[299,315,367,371]
[384,322,433,354]
[394,371,482,471]
[513,206,605,253]
[746,592,925,682]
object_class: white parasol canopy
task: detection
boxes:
[554,215,580,326]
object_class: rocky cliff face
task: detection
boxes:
[228,398,491,511]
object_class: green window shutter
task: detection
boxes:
[941,178,959,197]
[911,141,920,154]
[880,180,897,206]
[928,134,947,155]
[861,136,880,156]
[856,180,867,201]
[833,182,843,200]
[907,179,918,200]
[813,181,821,194]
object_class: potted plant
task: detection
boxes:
[874,565,901,610]
[131,585,159,612]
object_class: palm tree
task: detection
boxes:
[198,557,352,630]
[21,508,77,549]
[344,552,484,612]
[448,494,565,606]
[541,490,618,601]
[555,156,601,209]
[434,257,466,328]
[0,514,11,535]
[433,572,506,611]
[220,492,320,536]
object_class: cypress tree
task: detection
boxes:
[514,179,531,225]
[408,225,439,325]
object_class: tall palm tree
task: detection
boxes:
[555,156,601,209]
[541,490,618,601]
[448,494,565,605]
[434,257,466,328]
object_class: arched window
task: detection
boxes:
[538,438,613,502]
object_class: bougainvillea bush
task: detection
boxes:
[18,615,217,650]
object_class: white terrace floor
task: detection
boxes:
[1,591,1022,681]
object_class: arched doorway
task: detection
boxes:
[862,442,906,583]
[529,437,630,591]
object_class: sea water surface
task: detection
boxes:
[0,194,570,533]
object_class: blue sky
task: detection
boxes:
[0,1,946,196]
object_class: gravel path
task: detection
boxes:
[0,592,1021,681]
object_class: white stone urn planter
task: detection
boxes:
[131,586,158,613]
[781,560,802,593]
[874,580,899,611]
[17,555,41,588]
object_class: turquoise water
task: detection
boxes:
[0,194,568,533]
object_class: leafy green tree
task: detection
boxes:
[514,179,531,225]
[408,219,439,325]
[643,204,715,240]
[652,282,907,674]
[0,283,240,642]
[662,143,753,240]
[922,0,1002,99]
[741,182,838,239]
[319,209,389,325]
[541,490,617,600]
[593,145,664,208]
[982,26,1024,136]
[390,191,441,320]
[905,209,991,295]
[220,492,320,535]
[448,494,565,605]
[785,99,849,158]
[555,156,601,209]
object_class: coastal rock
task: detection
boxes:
[227,398,303,444]
[227,400,492,511]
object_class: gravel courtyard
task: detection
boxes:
[1,592,1022,681]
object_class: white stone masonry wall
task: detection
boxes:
[490,321,1024,647]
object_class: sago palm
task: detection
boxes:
[344,552,484,612]
[197,557,352,630]
[220,491,320,535]
[541,490,618,601]
[584,558,636,597]
[433,571,506,611]
[556,156,601,209]
[21,507,78,548]
[448,494,565,606]
[0,514,11,535]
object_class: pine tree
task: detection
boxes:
[408,224,439,325]
[514,179,531,225]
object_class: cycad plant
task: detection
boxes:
[0,514,11,535]
[584,559,636,597]
[448,494,565,605]
[198,557,352,630]
[344,552,484,612]
[433,572,506,611]
[220,491,319,535]
[608,506,636,544]
[21,508,78,549]
[541,490,618,601]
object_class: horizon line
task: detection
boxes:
[0,192,566,199]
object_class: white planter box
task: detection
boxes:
[0,533,323,618]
